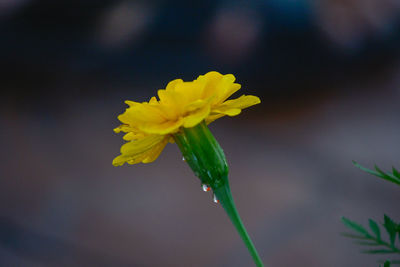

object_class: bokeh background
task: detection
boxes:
[1,0,400,266]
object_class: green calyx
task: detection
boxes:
[173,121,264,267]
[173,121,228,189]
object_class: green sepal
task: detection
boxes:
[173,121,228,189]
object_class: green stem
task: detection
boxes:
[173,122,264,266]
[214,184,264,267]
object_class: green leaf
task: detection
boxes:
[375,165,392,179]
[370,219,381,241]
[392,167,400,178]
[379,260,391,267]
[353,161,383,177]
[374,166,400,185]
[362,249,395,254]
[342,217,371,237]
[352,161,400,186]
[383,215,397,247]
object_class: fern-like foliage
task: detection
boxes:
[352,161,400,186]
[342,216,400,254]
[342,162,400,266]
[381,261,392,267]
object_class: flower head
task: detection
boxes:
[113,71,260,166]
[112,71,264,266]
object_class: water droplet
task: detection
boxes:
[213,193,219,203]
[202,184,211,192]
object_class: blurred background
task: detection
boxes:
[1,0,400,266]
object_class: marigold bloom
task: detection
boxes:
[113,71,260,166]
[112,71,264,266]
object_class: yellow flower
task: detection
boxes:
[113,71,260,166]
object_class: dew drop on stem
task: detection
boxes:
[213,193,219,204]
[202,184,211,192]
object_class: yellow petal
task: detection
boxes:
[165,79,183,91]
[206,95,260,124]
[218,95,260,112]
[112,135,168,166]
[214,74,236,100]
[149,96,158,104]
[175,81,205,103]
[205,113,225,124]
[184,99,208,112]
[118,104,166,125]
[122,132,146,141]
[212,108,242,116]
[125,100,140,107]
[112,155,129,166]
[183,103,211,128]
[139,118,184,135]
[157,89,181,118]
[198,71,224,99]
[114,124,132,133]
[142,137,169,163]
[217,79,241,104]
